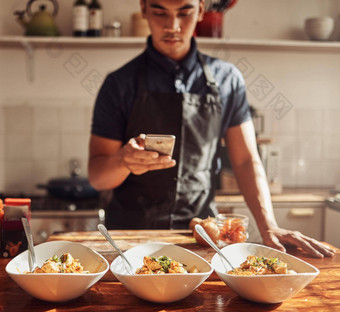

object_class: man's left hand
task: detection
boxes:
[262,227,336,258]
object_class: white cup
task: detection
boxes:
[305,16,335,41]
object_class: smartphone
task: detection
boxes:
[145,134,176,157]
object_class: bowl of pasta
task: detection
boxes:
[211,243,319,304]
[110,242,213,303]
[6,241,109,302]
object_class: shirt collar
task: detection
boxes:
[146,36,198,75]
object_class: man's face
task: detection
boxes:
[140,0,204,61]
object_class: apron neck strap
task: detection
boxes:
[197,52,220,95]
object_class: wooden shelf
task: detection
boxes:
[200,37,340,52]
[1,35,340,52]
[0,35,147,49]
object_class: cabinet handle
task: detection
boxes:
[289,208,315,217]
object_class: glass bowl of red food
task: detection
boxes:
[216,213,249,247]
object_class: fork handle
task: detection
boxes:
[195,224,234,270]
[21,218,37,272]
[97,224,134,274]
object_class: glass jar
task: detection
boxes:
[216,213,249,247]
[104,20,121,37]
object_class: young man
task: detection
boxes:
[89,0,334,258]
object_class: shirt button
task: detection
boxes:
[175,79,182,89]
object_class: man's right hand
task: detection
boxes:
[122,134,176,175]
[89,134,176,190]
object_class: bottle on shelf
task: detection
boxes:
[73,0,89,37]
[88,0,103,37]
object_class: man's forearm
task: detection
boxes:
[232,157,279,238]
[88,150,131,191]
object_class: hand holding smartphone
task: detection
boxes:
[145,134,176,157]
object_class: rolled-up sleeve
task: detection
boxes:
[219,64,251,135]
[228,65,251,128]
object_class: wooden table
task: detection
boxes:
[1,230,339,311]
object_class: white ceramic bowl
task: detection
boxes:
[211,243,319,304]
[6,241,109,302]
[110,242,213,303]
[305,16,334,40]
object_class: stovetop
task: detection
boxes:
[0,193,100,212]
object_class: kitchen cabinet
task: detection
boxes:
[324,204,340,248]
[216,189,327,243]
[273,203,324,241]
[217,202,324,243]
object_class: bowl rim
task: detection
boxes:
[211,242,320,277]
[111,241,213,277]
[305,17,334,23]
[216,213,249,219]
[6,240,109,276]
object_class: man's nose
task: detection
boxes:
[164,16,181,32]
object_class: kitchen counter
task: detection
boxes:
[1,229,339,311]
[215,187,329,204]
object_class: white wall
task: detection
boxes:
[1,0,340,194]
[221,48,340,188]
[224,0,340,40]
[0,46,144,194]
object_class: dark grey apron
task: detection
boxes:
[106,52,222,229]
